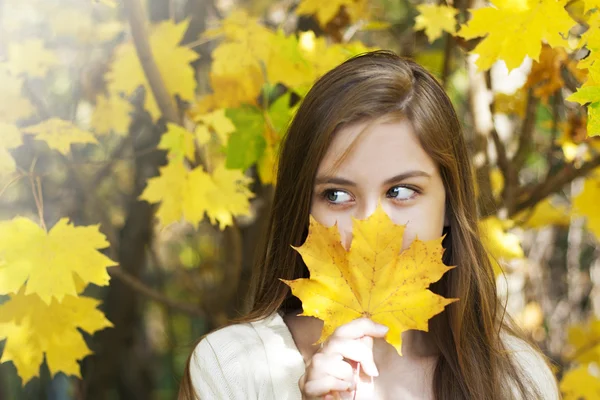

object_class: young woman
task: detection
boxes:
[178,50,559,399]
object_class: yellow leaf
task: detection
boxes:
[23,118,98,155]
[185,163,254,230]
[0,67,35,123]
[4,39,60,78]
[457,0,577,71]
[296,0,368,27]
[479,216,524,275]
[107,19,198,120]
[574,170,600,241]
[282,205,457,355]
[566,318,600,363]
[201,11,271,108]
[264,30,313,89]
[209,69,264,108]
[139,160,188,226]
[0,217,117,304]
[209,42,265,107]
[203,10,272,47]
[205,163,254,229]
[140,160,254,229]
[158,123,196,162]
[560,364,600,400]
[480,216,524,258]
[91,95,132,136]
[494,88,528,117]
[414,4,458,42]
[515,301,544,332]
[514,198,571,228]
[0,290,112,383]
[299,31,374,82]
[257,142,277,185]
[195,124,211,146]
[195,109,236,145]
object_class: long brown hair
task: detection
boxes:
[179,50,546,399]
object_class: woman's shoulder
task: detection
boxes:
[192,312,284,364]
[501,332,560,399]
[189,312,304,399]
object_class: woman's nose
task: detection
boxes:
[353,198,380,221]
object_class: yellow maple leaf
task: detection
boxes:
[257,140,278,185]
[282,205,457,355]
[158,123,196,162]
[107,19,198,120]
[524,44,574,103]
[208,14,268,108]
[0,290,112,383]
[298,31,374,86]
[194,109,236,145]
[264,30,314,89]
[414,4,458,43]
[296,0,368,27]
[514,198,571,228]
[566,318,600,363]
[4,39,60,78]
[457,0,576,71]
[184,163,254,230]
[494,88,528,117]
[573,170,600,241]
[0,67,35,123]
[560,364,600,400]
[23,118,98,155]
[0,217,117,304]
[139,160,188,226]
[479,216,524,275]
[140,160,254,230]
[91,95,132,136]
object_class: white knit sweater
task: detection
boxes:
[189,312,560,399]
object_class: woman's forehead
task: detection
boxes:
[316,119,439,180]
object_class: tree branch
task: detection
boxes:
[108,266,204,317]
[513,88,539,171]
[509,153,600,217]
[122,0,180,124]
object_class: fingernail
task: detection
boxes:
[367,364,379,377]
[376,324,389,334]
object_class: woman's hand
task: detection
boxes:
[298,318,389,400]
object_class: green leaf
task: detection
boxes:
[225,106,266,170]
[268,92,293,136]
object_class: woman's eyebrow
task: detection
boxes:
[314,170,432,186]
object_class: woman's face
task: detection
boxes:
[310,119,448,250]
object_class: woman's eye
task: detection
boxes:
[387,186,417,201]
[323,190,352,204]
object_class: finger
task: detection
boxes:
[307,354,354,382]
[303,376,353,397]
[331,318,389,340]
[322,338,379,377]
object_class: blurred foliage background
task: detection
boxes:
[1,0,600,398]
